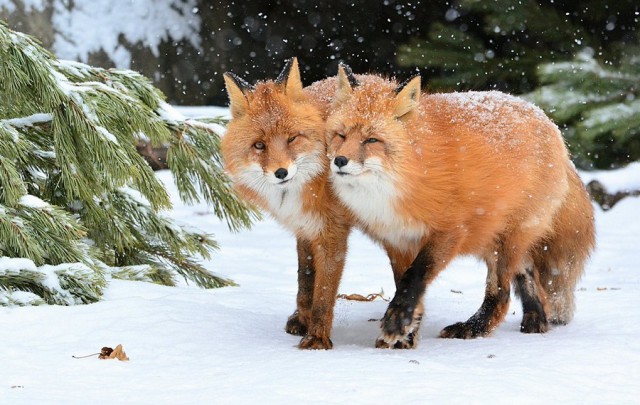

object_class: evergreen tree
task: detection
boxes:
[396,0,638,94]
[396,1,639,168]
[0,21,257,306]
[525,47,640,169]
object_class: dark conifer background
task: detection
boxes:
[2,1,639,166]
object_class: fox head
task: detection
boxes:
[221,58,326,199]
[326,63,421,185]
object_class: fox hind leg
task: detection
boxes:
[440,243,513,339]
[536,249,581,326]
[537,168,595,325]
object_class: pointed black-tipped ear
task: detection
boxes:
[275,57,303,99]
[393,75,421,119]
[339,62,359,88]
[275,57,294,85]
[223,72,252,118]
[334,62,359,107]
[225,72,254,94]
[395,74,420,95]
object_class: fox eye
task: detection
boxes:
[253,141,265,150]
[364,137,379,144]
[336,133,346,140]
[287,136,297,143]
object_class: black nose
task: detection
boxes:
[274,168,288,179]
[334,156,348,168]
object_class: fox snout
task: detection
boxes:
[331,154,357,175]
[331,153,384,178]
[332,155,359,175]
[267,163,298,184]
[274,167,288,179]
[333,156,349,168]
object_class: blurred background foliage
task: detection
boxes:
[2,0,639,169]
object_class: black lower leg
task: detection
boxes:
[381,245,433,338]
[440,277,511,338]
[515,268,548,333]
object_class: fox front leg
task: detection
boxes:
[285,238,315,336]
[297,255,344,349]
[298,225,350,350]
[376,241,449,349]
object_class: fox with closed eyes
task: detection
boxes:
[326,64,595,348]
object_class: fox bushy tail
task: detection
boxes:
[533,166,595,324]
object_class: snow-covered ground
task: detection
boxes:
[2,116,640,404]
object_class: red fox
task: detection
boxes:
[327,65,595,348]
[221,58,354,349]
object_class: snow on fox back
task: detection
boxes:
[432,91,556,151]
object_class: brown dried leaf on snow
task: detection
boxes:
[98,347,113,358]
[99,344,129,361]
[337,292,387,302]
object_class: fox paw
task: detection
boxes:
[520,311,549,334]
[285,311,308,336]
[377,306,421,349]
[298,334,333,350]
[549,315,569,326]
[439,320,489,339]
[375,332,418,349]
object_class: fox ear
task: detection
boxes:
[223,72,252,118]
[275,57,303,100]
[334,62,359,107]
[393,75,421,119]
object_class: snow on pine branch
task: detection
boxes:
[536,49,639,88]
[0,256,104,306]
[3,113,52,128]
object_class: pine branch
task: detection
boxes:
[134,245,236,289]
[525,48,640,168]
[0,257,105,306]
[579,99,640,142]
[0,290,46,306]
[1,21,255,304]
[165,115,260,232]
[110,264,177,286]
[0,204,47,263]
